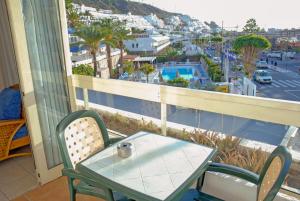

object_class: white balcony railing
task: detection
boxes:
[71,75,300,136]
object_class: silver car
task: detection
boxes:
[253,70,272,84]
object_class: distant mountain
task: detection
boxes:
[73,0,179,21]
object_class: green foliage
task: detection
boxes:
[172,42,184,50]
[201,54,223,82]
[75,24,105,76]
[167,77,189,88]
[157,55,167,63]
[65,0,82,28]
[165,47,180,60]
[208,64,222,82]
[233,34,271,51]
[94,19,126,77]
[72,64,94,76]
[140,63,155,75]
[123,61,135,75]
[243,18,260,33]
[131,27,146,34]
[211,36,223,43]
[139,63,155,83]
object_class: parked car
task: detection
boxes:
[212,57,221,64]
[267,51,282,59]
[256,61,269,69]
[282,51,296,59]
[253,70,272,84]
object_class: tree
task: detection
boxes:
[243,18,260,33]
[167,77,189,88]
[211,36,223,56]
[75,24,104,77]
[115,25,134,70]
[233,34,271,78]
[139,63,155,83]
[193,37,208,48]
[123,61,135,80]
[95,19,121,78]
[164,47,179,61]
[72,64,94,76]
[65,0,81,28]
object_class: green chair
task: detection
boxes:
[180,146,292,201]
[56,110,128,201]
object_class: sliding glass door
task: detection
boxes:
[6,0,71,183]
[21,0,70,169]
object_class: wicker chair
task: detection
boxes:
[0,85,31,161]
[180,146,292,201]
[56,110,129,201]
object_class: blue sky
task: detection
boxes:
[135,0,300,30]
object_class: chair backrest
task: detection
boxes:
[56,110,110,169]
[257,146,292,201]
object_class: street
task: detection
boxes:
[256,53,300,101]
[256,70,300,101]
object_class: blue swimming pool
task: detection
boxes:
[161,66,195,81]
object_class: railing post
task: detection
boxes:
[83,88,89,109]
[161,102,167,136]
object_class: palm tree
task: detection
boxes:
[65,0,82,28]
[115,26,134,71]
[140,63,155,83]
[75,24,104,77]
[95,19,120,78]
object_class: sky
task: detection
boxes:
[135,0,300,30]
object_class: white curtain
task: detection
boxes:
[0,1,19,90]
[22,0,70,168]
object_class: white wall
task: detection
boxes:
[124,37,154,52]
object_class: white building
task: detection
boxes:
[73,3,97,13]
[124,32,170,54]
[144,13,165,28]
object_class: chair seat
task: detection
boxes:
[180,189,224,201]
[77,181,129,201]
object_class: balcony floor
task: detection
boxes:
[13,176,105,201]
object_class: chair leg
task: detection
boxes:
[68,178,76,201]
[196,172,206,191]
[105,188,115,201]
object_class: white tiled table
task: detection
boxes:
[76,131,217,201]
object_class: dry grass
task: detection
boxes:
[99,110,268,174]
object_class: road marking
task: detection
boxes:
[286,80,300,87]
[272,80,288,87]
[277,80,296,87]
[271,82,280,87]
[293,80,300,85]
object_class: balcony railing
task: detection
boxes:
[70,75,300,199]
[71,75,300,134]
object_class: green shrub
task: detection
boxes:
[201,54,223,82]
[167,77,189,88]
[72,64,94,76]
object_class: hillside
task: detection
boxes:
[73,0,179,21]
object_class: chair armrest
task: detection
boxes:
[62,168,108,190]
[0,119,25,126]
[206,162,259,184]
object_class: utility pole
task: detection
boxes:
[221,21,224,69]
